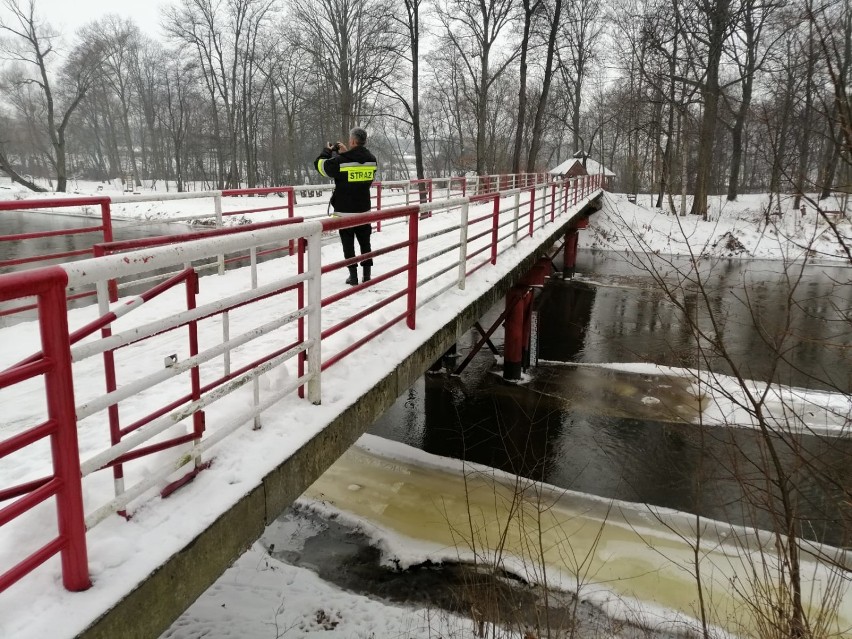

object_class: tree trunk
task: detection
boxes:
[512,0,535,175]
[0,150,47,191]
[527,0,561,172]
[691,0,730,216]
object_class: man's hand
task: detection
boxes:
[336,142,348,153]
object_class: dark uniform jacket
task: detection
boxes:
[315,145,378,214]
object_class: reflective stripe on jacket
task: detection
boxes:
[315,145,378,213]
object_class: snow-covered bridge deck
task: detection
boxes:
[0,180,603,638]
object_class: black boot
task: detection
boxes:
[345,266,358,286]
[362,265,372,282]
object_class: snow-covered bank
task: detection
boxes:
[164,436,852,638]
[585,192,851,263]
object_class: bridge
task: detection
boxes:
[0,174,604,638]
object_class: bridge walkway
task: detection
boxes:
[0,182,603,639]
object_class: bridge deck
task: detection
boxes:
[0,190,602,639]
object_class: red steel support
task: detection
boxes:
[563,227,580,278]
[503,257,551,381]
[521,290,533,369]
[503,285,526,380]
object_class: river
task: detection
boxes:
[370,251,852,547]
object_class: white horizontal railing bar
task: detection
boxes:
[419,224,463,242]
[418,279,462,309]
[114,260,219,291]
[85,369,311,528]
[418,197,470,213]
[417,261,461,288]
[62,220,323,288]
[73,272,309,361]
[109,191,223,204]
[76,305,309,420]
[418,242,464,265]
[80,340,312,480]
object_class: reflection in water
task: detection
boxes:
[564,250,852,393]
[371,251,852,548]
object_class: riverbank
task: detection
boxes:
[585,192,850,263]
[162,435,851,639]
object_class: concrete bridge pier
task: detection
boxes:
[428,344,459,373]
[504,258,552,381]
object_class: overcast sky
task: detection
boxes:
[29,0,166,39]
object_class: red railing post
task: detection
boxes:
[186,270,203,442]
[406,210,419,329]
[287,188,295,255]
[376,183,382,232]
[39,271,91,591]
[491,194,500,265]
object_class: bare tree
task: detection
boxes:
[83,15,143,186]
[555,0,603,154]
[725,0,779,201]
[164,0,276,189]
[436,0,520,176]
[290,0,403,141]
[525,0,563,172]
[0,0,100,191]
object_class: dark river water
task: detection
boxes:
[369,250,852,548]
[0,209,194,273]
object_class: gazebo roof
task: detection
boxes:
[549,156,616,177]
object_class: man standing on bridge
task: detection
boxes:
[315,127,378,286]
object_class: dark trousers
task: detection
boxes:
[339,223,373,267]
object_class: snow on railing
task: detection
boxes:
[0,173,603,596]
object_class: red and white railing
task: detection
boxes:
[0,173,603,595]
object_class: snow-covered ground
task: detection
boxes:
[586,192,851,263]
[1,183,850,638]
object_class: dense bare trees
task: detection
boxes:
[0,0,849,204]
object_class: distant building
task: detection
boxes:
[549,151,616,190]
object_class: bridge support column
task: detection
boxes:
[504,258,552,381]
[563,227,579,279]
[503,286,526,380]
